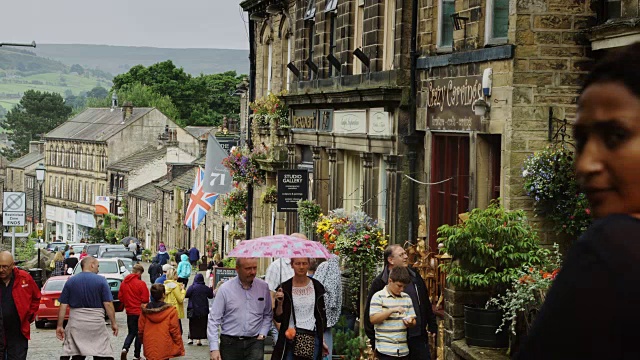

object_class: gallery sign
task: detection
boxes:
[276,169,309,212]
[426,76,483,131]
[291,109,333,132]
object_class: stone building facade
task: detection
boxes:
[242,0,420,244]
[5,141,44,233]
[43,105,201,242]
[415,0,595,356]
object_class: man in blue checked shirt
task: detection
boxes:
[207,257,272,360]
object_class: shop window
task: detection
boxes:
[383,0,396,70]
[428,135,470,250]
[342,152,362,214]
[605,0,621,19]
[485,0,509,44]
[438,0,455,49]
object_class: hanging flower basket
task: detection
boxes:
[261,186,278,205]
[222,146,266,186]
[250,91,290,130]
[222,188,248,218]
[522,145,591,237]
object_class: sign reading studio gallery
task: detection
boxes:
[276,169,309,212]
[426,76,483,131]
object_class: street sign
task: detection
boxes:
[3,212,25,226]
[3,231,29,237]
[3,192,25,212]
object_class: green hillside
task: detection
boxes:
[35,44,248,76]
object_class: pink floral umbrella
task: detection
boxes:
[227,234,332,259]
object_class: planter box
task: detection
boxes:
[464,305,508,348]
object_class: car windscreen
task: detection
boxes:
[98,261,119,274]
[43,280,67,292]
[72,245,85,252]
[87,245,100,256]
[121,259,134,271]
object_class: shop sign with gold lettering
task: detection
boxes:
[292,109,317,131]
[426,76,483,131]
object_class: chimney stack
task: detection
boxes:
[122,101,134,122]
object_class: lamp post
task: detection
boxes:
[184,188,192,249]
[35,163,45,271]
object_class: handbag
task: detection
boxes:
[290,299,316,360]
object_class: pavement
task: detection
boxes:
[27,262,214,360]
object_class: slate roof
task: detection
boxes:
[159,166,196,192]
[185,126,215,139]
[108,146,166,172]
[129,180,162,201]
[7,152,43,169]
[45,107,154,142]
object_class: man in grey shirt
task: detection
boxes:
[207,257,272,360]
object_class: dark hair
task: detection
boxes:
[309,258,325,271]
[389,267,411,284]
[150,284,165,302]
[582,43,640,97]
[383,244,402,267]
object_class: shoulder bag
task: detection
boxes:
[290,293,316,360]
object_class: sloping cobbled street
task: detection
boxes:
[28,263,214,360]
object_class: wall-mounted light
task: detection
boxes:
[327,53,341,74]
[352,48,370,68]
[287,62,301,78]
[249,11,267,21]
[305,58,319,74]
[472,98,490,117]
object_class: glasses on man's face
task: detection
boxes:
[0,264,13,270]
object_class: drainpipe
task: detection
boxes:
[405,0,420,244]
[246,11,257,239]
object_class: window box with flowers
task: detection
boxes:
[523,144,591,238]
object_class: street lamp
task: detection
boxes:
[35,163,45,271]
[185,188,192,249]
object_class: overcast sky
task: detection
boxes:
[0,0,249,49]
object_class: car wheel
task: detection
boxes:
[35,320,46,329]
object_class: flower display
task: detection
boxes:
[316,209,387,270]
[250,91,290,129]
[222,188,248,218]
[205,240,219,257]
[522,145,591,238]
[222,146,266,185]
[487,244,563,336]
[261,186,278,205]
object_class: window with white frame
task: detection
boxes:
[485,0,508,43]
[60,178,65,199]
[285,36,292,90]
[328,11,338,77]
[267,42,273,93]
[147,203,152,221]
[383,0,396,70]
[342,152,362,214]
[438,0,455,49]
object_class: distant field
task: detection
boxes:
[0,72,112,111]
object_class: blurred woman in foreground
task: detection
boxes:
[516,43,640,359]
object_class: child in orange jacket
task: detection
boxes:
[138,284,185,360]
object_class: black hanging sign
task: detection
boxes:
[277,170,309,212]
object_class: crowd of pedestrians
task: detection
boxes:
[1,237,438,360]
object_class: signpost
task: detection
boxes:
[213,267,237,286]
[3,192,26,257]
[276,170,309,212]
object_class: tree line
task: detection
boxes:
[1,60,245,160]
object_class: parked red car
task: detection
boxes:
[35,276,70,328]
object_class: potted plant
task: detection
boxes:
[332,316,369,359]
[297,199,322,236]
[487,244,562,354]
[438,200,548,348]
[222,188,248,218]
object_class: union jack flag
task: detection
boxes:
[184,167,219,231]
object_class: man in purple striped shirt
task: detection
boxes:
[207,257,272,360]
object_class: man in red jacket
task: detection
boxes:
[119,264,149,360]
[0,251,41,360]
